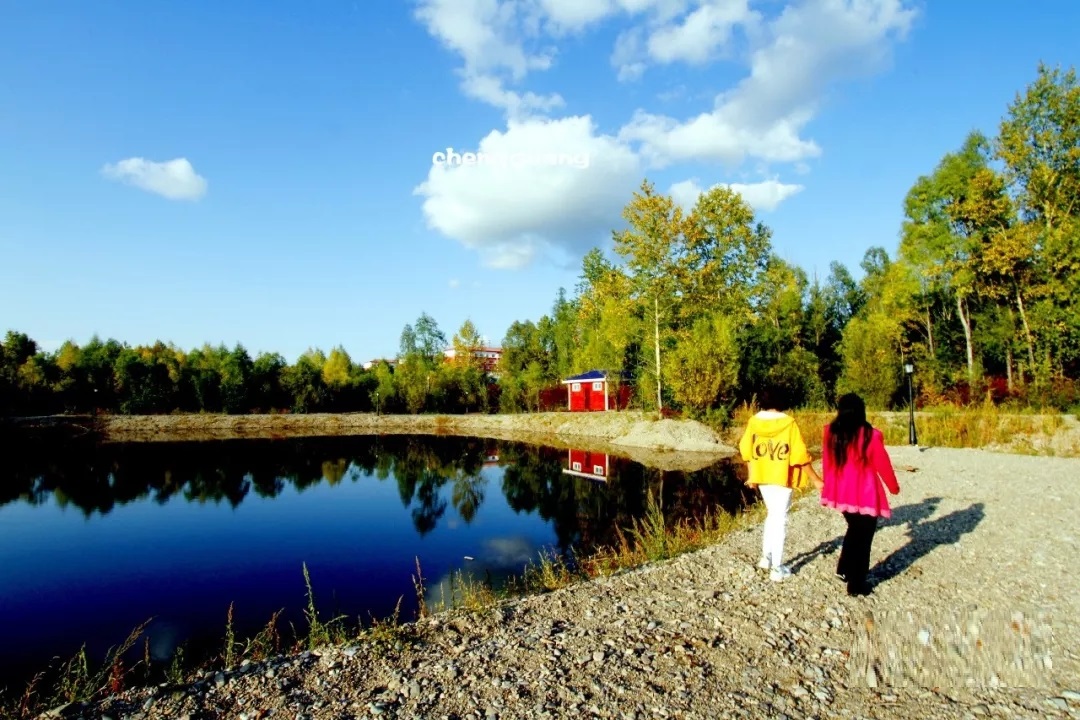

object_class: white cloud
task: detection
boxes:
[618,0,916,165]
[540,0,691,33]
[415,0,702,110]
[101,157,207,200]
[646,0,756,64]
[670,177,803,212]
[414,115,642,268]
[449,278,461,288]
[414,0,562,117]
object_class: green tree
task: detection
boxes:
[663,312,740,415]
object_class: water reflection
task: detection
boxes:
[0,433,749,692]
[562,448,610,482]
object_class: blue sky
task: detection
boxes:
[2,1,1078,362]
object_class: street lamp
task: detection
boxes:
[904,362,917,446]
[375,391,380,417]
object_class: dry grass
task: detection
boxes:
[724,400,1076,457]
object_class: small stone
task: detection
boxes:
[593,651,605,663]
[1062,690,1080,702]
[1046,698,1069,711]
[214,672,225,687]
[369,703,387,715]
[972,705,989,716]
[917,629,931,646]
[865,667,878,688]
[343,645,359,657]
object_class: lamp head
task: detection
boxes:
[904,363,914,374]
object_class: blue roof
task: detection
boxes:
[562,370,608,382]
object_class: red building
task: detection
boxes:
[561,370,631,411]
[562,449,609,482]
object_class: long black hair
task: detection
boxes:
[829,393,873,468]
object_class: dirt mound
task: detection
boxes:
[612,417,729,452]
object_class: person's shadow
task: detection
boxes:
[871,497,985,584]
[786,496,985,585]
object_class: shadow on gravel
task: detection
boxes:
[871,498,986,585]
[787,537,843,574]
[788,499,949,576]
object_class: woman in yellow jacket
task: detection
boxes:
[739,392,822,581]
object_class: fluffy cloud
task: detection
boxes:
[412,0,917,267]
[646,0,755,64]
[414,115,642,268]
[414,0,701,113]
[619,0,916,165]
[101,157,207,200]
[413,0,563,117]
[669,177,803,212]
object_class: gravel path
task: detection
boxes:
[72,446,1080,719]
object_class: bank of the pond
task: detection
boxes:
[95,411,734,472]
[67,446,1080,720]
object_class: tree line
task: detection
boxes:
[2,64,1078,417]
[0,314,498,416]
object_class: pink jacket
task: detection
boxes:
[820,426,899,518]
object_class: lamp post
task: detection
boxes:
[375,391,380,418]
[904,362,917,446]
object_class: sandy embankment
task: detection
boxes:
[97,411,736,472]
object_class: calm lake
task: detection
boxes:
[0,433,748,691]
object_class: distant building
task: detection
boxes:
[361,358,397,371]
[443,346,502,374]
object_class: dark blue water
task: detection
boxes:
[0,433,748,693]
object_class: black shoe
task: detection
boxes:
[847,582,873,597]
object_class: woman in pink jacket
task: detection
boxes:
[821,393,900,596]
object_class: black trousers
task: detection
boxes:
[837,512,879,590]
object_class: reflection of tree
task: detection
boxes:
[451,471,485,523]
[1,431,752,555]
[321,459,349,485]
[498,442,581,551]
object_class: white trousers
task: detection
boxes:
[759,484,792,567]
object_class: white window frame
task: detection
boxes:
[571,382,581,391]
[572,461,582,471]
[592,381,603,391]
[593,464,605,475]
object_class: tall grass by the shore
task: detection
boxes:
[1,494,763,719]
[723,401,1074,455]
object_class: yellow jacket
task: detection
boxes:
[739,411,813,489]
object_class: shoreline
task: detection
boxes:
[81,411,738,473]
[70,444,1080,720]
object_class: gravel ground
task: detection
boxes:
[57,446,1080,719]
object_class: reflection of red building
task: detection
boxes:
[561,370,631,411]
[562,449,609,482]
[482,453,500,467]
